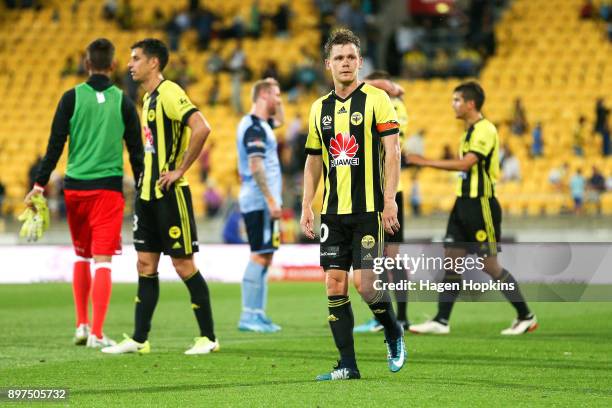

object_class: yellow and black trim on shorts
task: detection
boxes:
[175,187,192,255]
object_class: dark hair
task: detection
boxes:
[323,28,361,58]
[454,81,485,111]
[86,38,115,70]
[131,38,169,71]
[365,70,391,80]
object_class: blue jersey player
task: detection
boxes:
[236,78,284,332]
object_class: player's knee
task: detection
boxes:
[483,263,502,279]
[251,253,273,267]
[136,259,156,276]
[171,257,196,279]
[325,273,346,295]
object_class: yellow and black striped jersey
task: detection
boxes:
[305,83,399,214]
[456,118,499,198]
[140,80,198,201]
[391,97,408,192]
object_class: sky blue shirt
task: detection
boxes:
[570,174,585,198]
[237,114,282,213]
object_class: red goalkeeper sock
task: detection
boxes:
[91,263,112,338]
[72,258,91,326]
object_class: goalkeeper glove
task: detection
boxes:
[30,194,50,232]
[18,195,50,242]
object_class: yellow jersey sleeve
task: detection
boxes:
[161,81,198,124]
[374,91,399,136]
[468,123,496,157]
[305,100,322,154]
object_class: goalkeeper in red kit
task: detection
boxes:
[24,38,144,348]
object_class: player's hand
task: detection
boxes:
[158,169,184,191]
[382,198,400,235]
[392,82,405,98]
[266,197,282,219]
[24,185,44,207]
[300,206,315,239]
[406,153,426,166]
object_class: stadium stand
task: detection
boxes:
[0,0,610,219]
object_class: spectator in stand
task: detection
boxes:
[453,47,482,78]
[0,180,5,217]
[589,166,606,192]
[441,143,455,160]
[228,41,248,114]
[199,141,214,183]
[207,76,220,106]
[601,0,612,21]
[271,2,290,37]
[102,0,117,20]
[588,166,606,213]
[150,7,166,30]
[405,129,425,157]
[606,170,612,191]
[247,0,262,38]
[531,122,543,157]
[285,113,303,147]
[410,172,421,217]
[193,6,216,50]
[510,97,529,136]
[402,49,427,78]
[429,49,451,78]
[205,47,224,75]
[570,168,586,215]
[549,162,569,192]
[222,202,245,244]
[594,98,611,155]
[573,116,587,156]
[501,147,521,181]
[204,181,223,218]
[61,56,78,77]
[594,98,610,137]
[580,0,595,19]
[261,60,280,81]
[117,0,134,30]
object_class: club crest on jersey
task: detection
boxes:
[322,115,332,130]
[350,112,363,126]
[147,109,156,122]
[330,133,359,167]
[143,126,156,153]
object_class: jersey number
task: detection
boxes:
[320,223,329,243]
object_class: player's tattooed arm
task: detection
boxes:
[249,156,281,219]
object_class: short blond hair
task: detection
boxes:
[251,78,280,102]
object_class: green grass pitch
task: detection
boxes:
[0,282,611,407]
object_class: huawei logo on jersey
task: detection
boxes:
[143,126,156,153]
[330,132,359,167]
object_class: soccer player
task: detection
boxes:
[407,82,538,335]
[300,29,407,381]
[102,38,218,355]
[24,38,144,348]
[236,78,284,333]
[354,70,411,333]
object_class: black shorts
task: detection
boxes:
[320,212,384,271]
[444,197,501,256]
[133,185,199,257]
[242,209,280,253]
[385,191,404,243]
